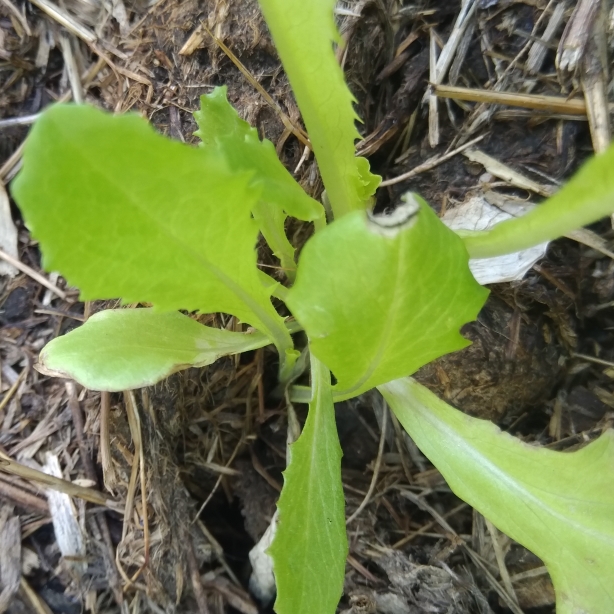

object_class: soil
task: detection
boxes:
[1,0,614,613]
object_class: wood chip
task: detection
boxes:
[0,183,18,278]
[0,506,21,613]
[42,454,87,578]
[557,0,601,74]
[463,148,556,197]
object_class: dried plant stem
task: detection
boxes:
[346,404,387,524]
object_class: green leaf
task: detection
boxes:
[380,377,614,614]
[195,86,324,279]
[195,87,321,222]
[253,200,298,282]
[463,143,614,258]
[38,308,271,391]
[269,354,347,614]
[286,194,489,400]
[11,103,295,371]
[257,0,380,218]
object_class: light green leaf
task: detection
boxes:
[11,104,294,372]
[195,86,323,279]
[258,0,380,218]
[38,308,271,391]
[269,354,347,614]
[463,143,614,258]
[380,377,614,614]
[286,194,489,400]
[253,200,298,281]
[194,86,323,223]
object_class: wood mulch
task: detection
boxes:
[1,0,613,612]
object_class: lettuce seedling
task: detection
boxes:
[11,0,614,612]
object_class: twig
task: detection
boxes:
[0,248,67,300]
[29,0,96,44]
[201,24,311,149]
[434,84,596,115]
[392,502,468,549]
[0,115,40,130]
[526,2,566,75]
[557,0,600,73]
[572,353,614,368]
[66,383,95,477]
[187,544,211,614]
[0,141,25,182]
[462,148,555,197]
[432,0,478,86]
[0,368,27,414]
[122,391,150,579]
[581,5,610,153]
[428,29,440,148]
[200,576,258,614]
[197,519,241,587]
[399,489,525,614]
[100,391,118,492]
[0,0,31,35]
[0,453,120,509]
[59,34,83,104]
[20,577,54,614]
[193,437,244,522]
[380,134,485,187]
[0,474,49,514]
[485,517,519,606]
[346,404,387,524]
[346,554,381,584]
[65,383,124,605]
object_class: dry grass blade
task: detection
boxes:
[0,249,67,299]
[428,29,440,148]
[0,181,18,278]
[380,134,485,187]
[557,0,600,74]
[435,84,596,116]
[433,0,478,86]
[485,517,519,606]
[0,475,49,514]
[42,453,87,578]
[120,391,149,581]
[100,391,118,492]
[59,33,83,104]
[19,577,54,614]
[0,453,121,510]
[0,368,26,414]
[0,506,21,612]
[463,148,556,197]
[526,2,566,75]
[28,0,96,44]
[580,5,611,153]
[399,490,526,614]
[346,405,387,524]
[201,24,311,149]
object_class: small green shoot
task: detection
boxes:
[194,86,324,280]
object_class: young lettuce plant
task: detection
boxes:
[11,0,614,612]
